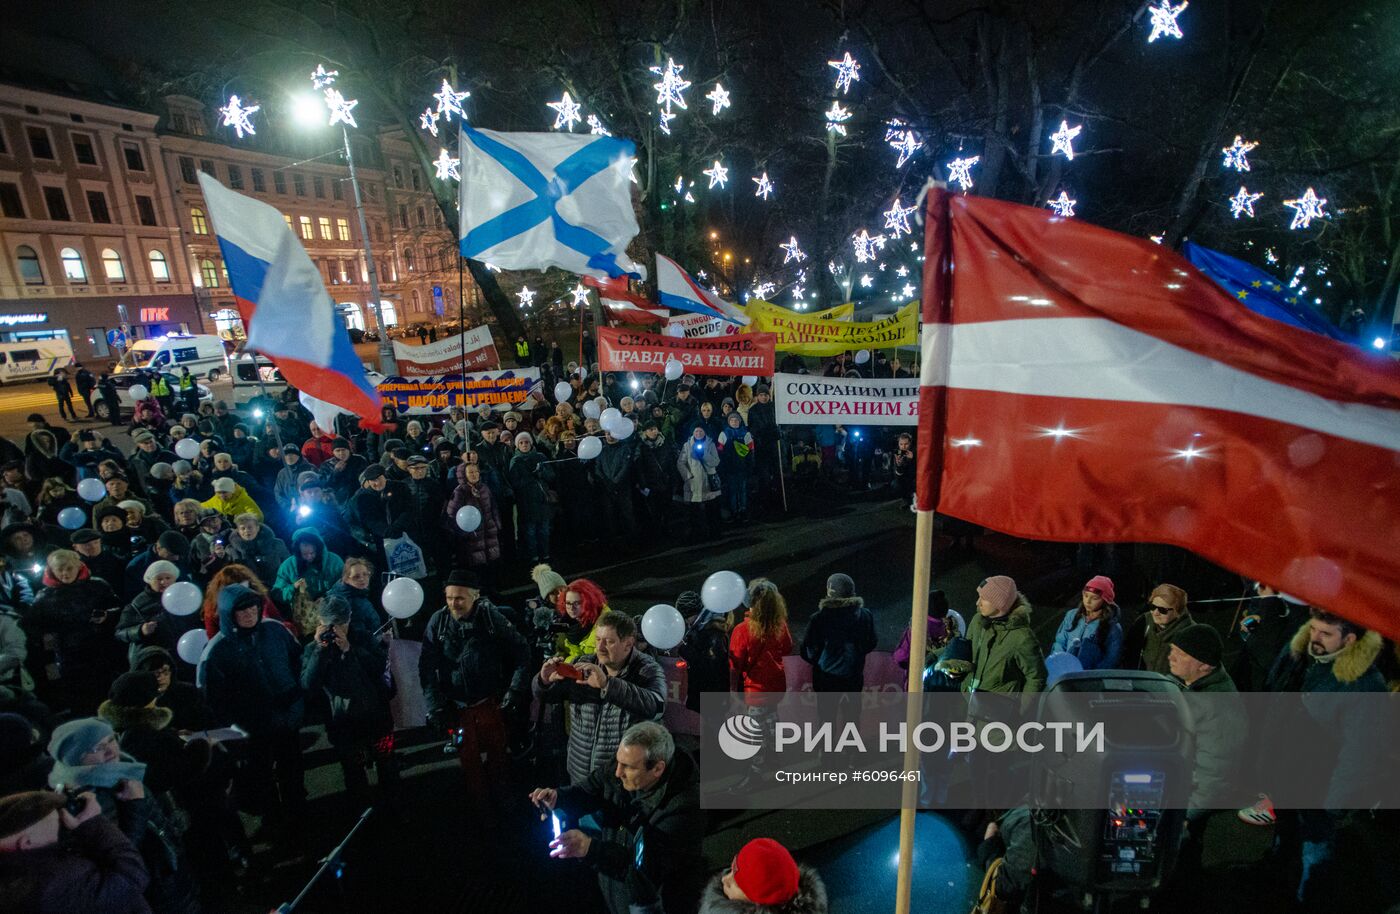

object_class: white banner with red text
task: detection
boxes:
[391,325,500,377]
[772,372,919,425]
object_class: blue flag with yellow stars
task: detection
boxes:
[1183,242,1348,340]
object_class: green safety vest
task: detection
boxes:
[150,377,170,396]
[515,340,530,358]
[178,375,194,391]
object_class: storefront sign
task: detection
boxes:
[745,299,919,355]
[140,307,171,322]
[597,327,777,377]
[377,368,542,415]
[391,325,500,377]
[0,313,49,326]
[772,372,920,425]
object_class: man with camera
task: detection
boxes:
[418,569,530,821]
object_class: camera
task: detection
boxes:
[57,786,87,817]
[319,629,338,646]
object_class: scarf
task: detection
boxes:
[48,757,148,790]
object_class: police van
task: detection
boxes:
[117,333,230,380]
[0,338,76,384]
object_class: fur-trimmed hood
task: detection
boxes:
[97,700,174,732]
[816,595,865,613]
[1287,622,1383,685]
[698,865,828,914]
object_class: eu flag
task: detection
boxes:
[1182,242,1347,340]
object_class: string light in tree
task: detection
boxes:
[1049,120,1082,160]
[706,83,731,116]
[324,88,358,128]
[651,57,692,111]
[852,229,885,263]
[780,237,808,264]
[884,121,923,168]
[945,155,980,191]
[702,159,729,189]
[752,172,775,200]
[570,284,590,308]
[419,107,440,137]
[1283,187,1327,229]
[901,283,917,298]
[753,281,777,299]
[587,115,611,136]
[1146,0,1189,43]
[859,274,874,288]
[791,285,806,302]
[883,198,918,238]
[825,102,852,136]
[1229,186,1263,219]
[310,65,338,89]
[658,110,676,135]
[909,240,919,252]
[516,286,536,308]
[1221,135,1258,172]
[433,148,461,182]
[1265,248,1279,265]
[828,51,861,94]
[1047,191,1077,217]
[895,265,909,278]
[433,79,470,121]
[547,92,583,131]
[218,96,260,139]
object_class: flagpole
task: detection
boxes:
[775,431,788,512]
[894,509,933,914]
[459,255,468,411]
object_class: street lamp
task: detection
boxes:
[293,70,396,374]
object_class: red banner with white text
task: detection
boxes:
[597,326,776,377]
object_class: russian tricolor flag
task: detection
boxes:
[655,253,750,326]
[199,173,381,423]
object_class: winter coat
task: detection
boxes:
[325,581,384,638]
[801,595,877,680]
[535,647,667,785]
[892,611,967,670]
[0,568,34,616]
[300,626,392,746]
[1051,605,1125,671]
[274,457,314,510]
[318,453,368,502]
[507,449,556,522]
[59,441,126,480]
[418,597,530,717]
[445,480,502,566]
[1236,594,1310,690]
[199,485,263,523]
[1122,609,1194,677]
[680,620,731,712]
[636,435,676,495]
[593,439,636,492]
[555,623,598,665]
[27,570,122,683]
[674,437,721,503]
[475,441,514,501]
[272,528,345,607]
[400,475,446,544]
[130,646,216,728]
[342,480,412,548]
[97,700,211,796]
[0,815,153,914]
[963,597,1047,697]
[747,400,779,446]
[224,524,291,585]
[114,586,201,666]
[1178,664,1247,811]
[716,424,755,478]
[698,865,828,914]
[201,584,304,734]
[0,607,28,690]
[730,619,792,703]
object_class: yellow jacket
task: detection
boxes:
[202,485,264,522]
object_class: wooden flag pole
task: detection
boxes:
[893,507,934,914]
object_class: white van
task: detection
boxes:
[0,338,76,384]
[227,353,288,406]
[119,333,229,380]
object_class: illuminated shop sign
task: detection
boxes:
[0,313,49,326]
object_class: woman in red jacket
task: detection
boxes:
[728,578,792,705]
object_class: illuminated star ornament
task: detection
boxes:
[706,83,731,116]
[1283,187,1327,230]
[433,148,460,182]
[1146,0,1189,43]
[547,91,583,131]
[324,88,358,128]
[218,95,260,139]
[780,237,808,264]
[570,284,590,308]
[419,107,440,137]
[946,155,980,191]
[1049,120,1082,160]
[1229,186,1263,219]
[1047,191,1077,217]
[433,79,470,121]
[825,101,852,136]
[702,159,729,189]
[651,57,692,110]
[885,121,923,168]
[587,114,611,136]
[859,274,874,288]
[658,110,676,136]
[828,51,861,94]
[852,229,885,263]
[1221,135,1258,172]
[516,286,536,308]
[895,265,909,278]
[883,198,918,238]
[753,281,776,299]
[310,65,338,90]
[752,172,774,200]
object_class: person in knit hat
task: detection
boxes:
[701,837,828,913]
[678,589,732,713]
[1050,575,1124,671]
[801,573,877,733]
[1166,623,1246,821]
[964,575,1046,696]
[531,563,567,604]
[1121,583,1193,676]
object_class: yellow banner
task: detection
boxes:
[744,299,854,322]
[745,300,919,355]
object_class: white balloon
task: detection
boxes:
[701,570,746,613]
[298,390,343,435]
[176,629,209,665]
[382,577,424,620]
[129,384,149,401]
[455,505,482,533]
[582,400,601,420]
[174,438,200,460]
[641,604,686,651]
[77,478,106,503]
[553,381,573,403]
[577,436,602,460]
[599,408,621,430]
[664,359,684,381]
[853,349,871,364]
[741,375,758,387]
[57,507,86,530]
[610,417,635,440]
[161,581,203,617]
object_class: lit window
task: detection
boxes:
[60,247,87,282]
[190,207,209,234]
[318,216,332,240]
[336,217,350,241]
[148,250,170,282]
[283,213,293,229]
[16,245,43,284]
[404,248,416,272]
[299,216,313,240]
[200,259,220,288]
[101,248,126,282]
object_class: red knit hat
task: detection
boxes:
[1083,575,1116,604]
[732,837,800,905]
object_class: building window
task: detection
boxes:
[201,158,216,176]
[135,195,157,226]
[364,183,375,202]
[273,170,286,194]
[336,217,351,241]
[16,245,43,284]
[42,186,70,221]
[189,115,205,137]
[313,175,325,198]
[251,168,265,192]
[412,288,422,312]
[374,222,384,243]
[0,125,8,154]
[0,182,24,218]
[71,133,97,165]
[282,213,293,230]
[121,142,145,171]
[190,207,209,234]
[299,215,313,240]
[148,249,170,282]
[101,248,126,282]
[404,248,416,272]
[227,164,243,190]
[170,112,188,134]
[331,179,342,201]
[416,206,426,226]
[178,156,196,184]
[86,327,110,358]
[318,216,332,240]
[393,166,404,188]
[293,172,305,196]
[200,259,220,288]
[27,127,54,159]
[85,190,111,223]
[60,247,87,282]
[398,205,407,229]
[412,170,422,191]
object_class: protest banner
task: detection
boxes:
[745,299,854,322]
[663,311,744,339]
[773,372,920,425]
[597,327,777,377]
[745,299,919,355]
[377,368,542,415]
[391,325,500,377]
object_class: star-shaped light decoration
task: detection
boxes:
[587,114,611,136]
[651,57,692,111]
[753,281,777,299]
[310,65,338,90]
[946,155,980,191]
[1146,0,1189,43]
[516,286,536,308]
[1283,187,1327,230]
[570,284,590,308]
[218,95,260,139]
[324,88,358,128]
[433,148,461,182]
[901,283,916,298]
[780,237,808,264]
[896,265,909,278]
[702,159,729,189]
[1229,186,1264,219]
[791,285,806,302]
[1049,120,1082,160]
[883,198,918,238]
[673,175,686,195]
[859,274,874,288]
[706,83,731,116]
[825,101,852,136]
[852,229,885,263]
[547,91,583,131]
[752,172,774,200]
[1047,191,1077,217]
[884,121,923,168]
[828,51,861,94]
[434,79,470,121]
[1221,135,1258,172]
[658,109,676,135]
[419,107,440,137]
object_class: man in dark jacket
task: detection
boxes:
[342,464,411,562]
[59,430,126,480]
[47,370,78,422]
[402,456,447,571]
[800,573,877,736]
[273,445,314,518]
[746,385,780,508]
[1166,624,1246,822]
[70,529,127,599]
[530,721,704,914]
[636,421,676,530]
[126,431,176,487]
[1230,583,1310,691]
[74,366,98,417]
[224,514,290,586]
[130,646,214,729]
[419,569,529,819]
[593,434,637,539]
[507,433,555,565]
[317,438,367,504]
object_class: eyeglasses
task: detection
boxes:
[565,600,583,608]
[1149,603,1175,612]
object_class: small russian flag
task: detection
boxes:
[655,254,750,326]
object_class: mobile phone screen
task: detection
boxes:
[550,811,563,840]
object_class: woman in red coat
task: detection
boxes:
[728,578,792,705]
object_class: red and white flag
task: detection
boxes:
[917,187,1400,638]
[583,275,669,325]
